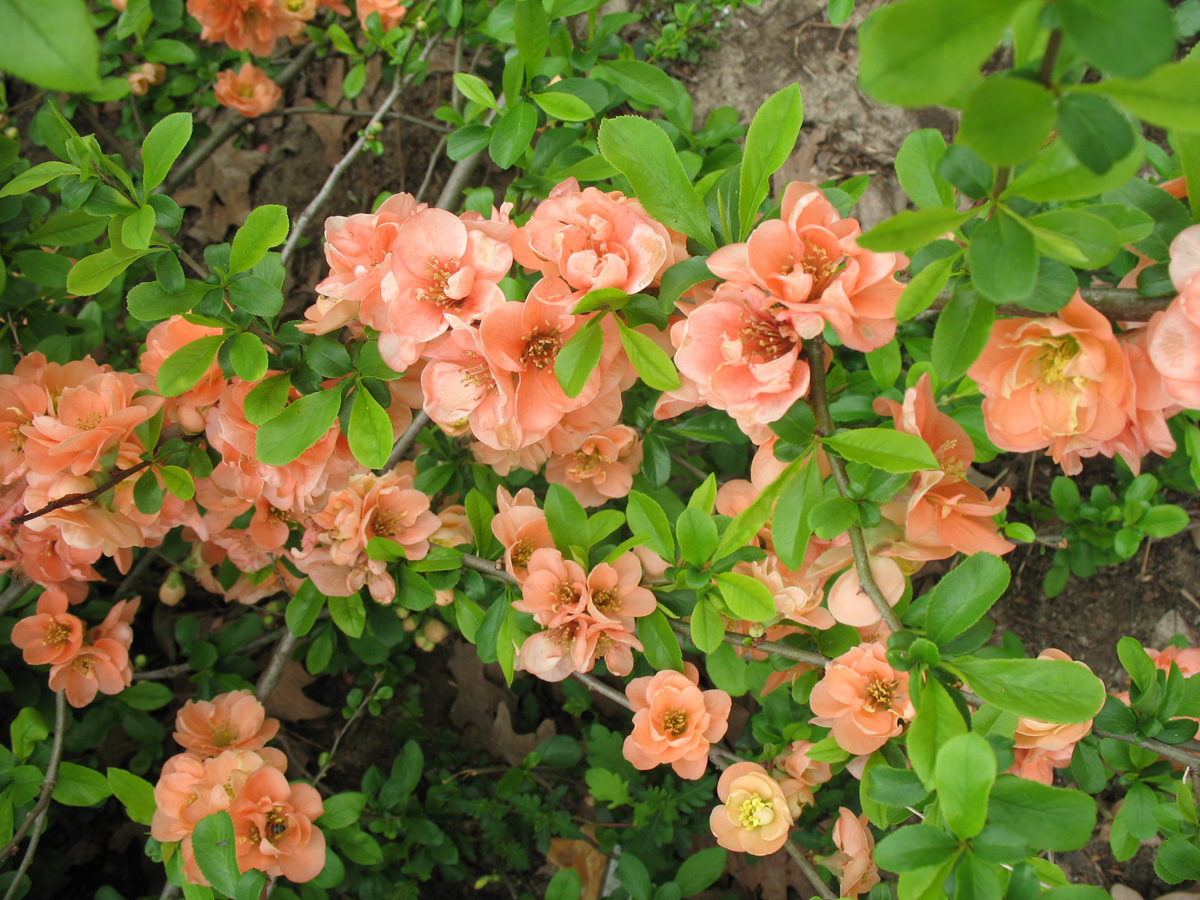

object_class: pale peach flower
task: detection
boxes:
[709,762,794,855]
[732,556,835,630]
[826,557,905,629]
[152,748,287,842]
[490,487,554,584]
[357,0,407,29]
[224,766,325,883]
[511,178,680,294]
[968,294,1131,475]
[778,740,833,808]
[708,181,906,352]
[544,425,642,507]
[623,662,731,779]
[141,317,226,432]
[1148,645,1200,676]
[512,548,588,627]
[128,63,163,95]
[187,0,300,56]
[809,642,913,755]
[215,63,283,117]
[420,326,521,450]
[822,808,880,898]
[11,590,84,666]
[1007,745,1073,785]
[470,440,549,476]
[174,689,281,757]
[430,503,472,547]
[584,552,656,623]
[1169,224,1200,294]
[48,639,130,707]
[1148,274,1200,409]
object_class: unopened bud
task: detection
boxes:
[394,606,411,619]
[748,623,766,639]
[423,620,450,645]
[159,570,186,606]
[402,617,418,632]
[415,635,433,651]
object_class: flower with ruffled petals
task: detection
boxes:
[809,642,912,755]
[174,690,281,757]
[214,63,282,118]
[490,487,554,584]
[709,762,793,855]
[545,425,642,507]
[226,766,326,882]
[48,639,130,707]
[821,808,880,898]
[11,590,84,666]
[623,662,730,779]
[187,0,300,55]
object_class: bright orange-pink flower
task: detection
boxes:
[822,808,880,898]
[174,689,281,757]
[11,590,84,666]
[544,425,642,507]
[187,0,300,56]
[214,63,283,118]
[809,642,913,755]
[623,662,731,779]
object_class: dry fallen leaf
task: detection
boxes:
[263,661,333,722]
[302,58,352,167]
[175,141,268,244]
[547,835,608,900]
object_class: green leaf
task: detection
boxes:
[453,73,499,111]
[987,775,1098,851]
[118,681,173,710]
[53,762,112,806]
[948,656,1105,723]
[1155,835,1200,884]
[1018,209,1121,269]
[858,0,1025,106]
[1057,94,1136,175]
[617,853,652,900]
[714,572,776,622]
[10,708,47,760]
[772,454,823,569]
[822,428,939,473]
[243,374,291,426]
[229,205,289,275]
[895,129,955,209]
[142,112,192,192]
[348,387,393,470]
[676,507,718,567]
[969,213,1037,303]
[0,0,100,92]
[320,791,367,830]
[545,483,589,555]
[121,205,156,252]
[285,579,326,637]
[133,469,163,515]
[590,60,693,133]
[626,491,674,561]
[639,609,684,673]
[925,553,1010,645]
[161,465,195,501]
[1004,137,1144,202]
[809,496,858,539]
[228,332,268,382]
[874,824,960,873]
[192,811,240,897]
[1058,0,1176,79]
[0,161,79,198]
[156,335,224,397]
[598,116,714,247]
[658,256,714,309]
[931,285,994,383]
[865,765,930,808]
[26,209,107,246]
[489,102,538,169]
[896,251,958,320]
[514,0,549,85]
[533,91,594,122]
[934,733,995,838]
[1177,131,1200,224]
[857,207,973,253]
[616,319,680,391]
[328,593,366,638]
[689,596,725,654]
[959,77,1057,166]
[556,317,604,398]
[714,455,802,560]
[675,847,727,895]
[255,389,342,466]
[127,279,211,321]
[107,768,156,826]
[907,677,967,786]
[67,248,142,296]
[739,83,804,239]
[546,868,582,900]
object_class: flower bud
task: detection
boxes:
[402,617,417,632]
[423,620,449,645]
[159,570,186,606]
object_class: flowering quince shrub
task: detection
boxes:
[6,0,1200,899]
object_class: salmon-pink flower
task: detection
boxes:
[11,591,84,666]
[809,642,913,755]
[1147,645,1200,676]
[225,766,326,883]
[174,690,281,757]
[511,179,679,294]
[141,317,226,432]
[1092,327,1179,475]
[214,63,283,118]
[1007,745,1073,785]
[1148,274,1200,409]
[709,762,794,856]
[821,808,880,898]
[420,326,521,450]
[357,0,407,29]
[544,425,642,507]
[48,639,130,707]
[512,548,589,627]
[623,662,730,779]
[670,281,810,440]
[1169,224,1200,294]
[381,208,511,371]
[826,557,906,629]
[490,487,555,584]
[732,556,835,630]
[779,740,833,808]
[187,0,300,56]
[1012,650,1093,755]
[430,503,472,547]
[152,748,287,842]
[967,294,1130,475]
[584,552,656,623]
[708,181,905,352]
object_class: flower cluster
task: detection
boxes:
[151,691,326,885]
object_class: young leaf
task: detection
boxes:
[969,213,1038,303]
[639,609,684,673]
[556,317,604,398]
[453,73,499,110]
[228,332,269,382]
[947,656,1105,723]
[545,483,589,555]
[822,428,939,473]
[739,83,804,239]
[616,319,680,391]
[347,387,393,470]
[690,596,726,654]
[142,111,193,192]
[958,76,1056,166]
[156,335,224,397]
[255,389,342,466]
[626,491,674,561]
[328,593,366,638]
[243,374,291,426]
[924,552,1010,645]
[192,811,240,897]
[987,776,1098,851]
[895,129,955,208]
[857,207,973,253]
[0,161,79,198]
[931,285,994,383]
[934,733,995,838]
[229,205,289,274]
[107,768,156,826]
[714,572,776,622]
[0,0,100,93]
[489,101,538,169]
[285,579,326,637]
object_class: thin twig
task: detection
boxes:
[572,670,631,708]
[671,618,830,667]
[803,336,903,633]
[415,135,449,204]
[160,43,321,195]
[924,284,1170,323]
[313,673,385,787]
[1094,727,1200,769]
[784,840,838,900]
[134,624,290,681]
[114,550,159,600]
[255,630,301,703]
[280,31,446,267]
[0,577,33,617]
[13,460,153,526]
[461,553,519,586]
[1,692,68,889]
[273,108,452,132]
[379,411,431,474]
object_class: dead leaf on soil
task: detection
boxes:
[303,58,352,167]
[263,661,333,722]
[547,835,607,900]
[725,846,824,900]
[174,141,267,244]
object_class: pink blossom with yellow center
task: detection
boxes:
[187,0,300,56]
[11,589,85,666]
[1147,272,1200,410]
[48,639,131,708]
[584,552,656,623]
[778,739,833,809]
[174,690,281,757]
[709,761,794,855]
[544,425,642,507]
[821,808,880,898]
[511,547,589,628]
[214,63,283,118]
[623,662,731,780]
[420,326,522,450]
[490,487,554,584]
[809,642,913,755]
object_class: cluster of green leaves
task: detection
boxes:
[1037,473,1189,597]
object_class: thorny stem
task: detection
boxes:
[803,336,904,634]
[1,691,68,900]
[280,31,447,268]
